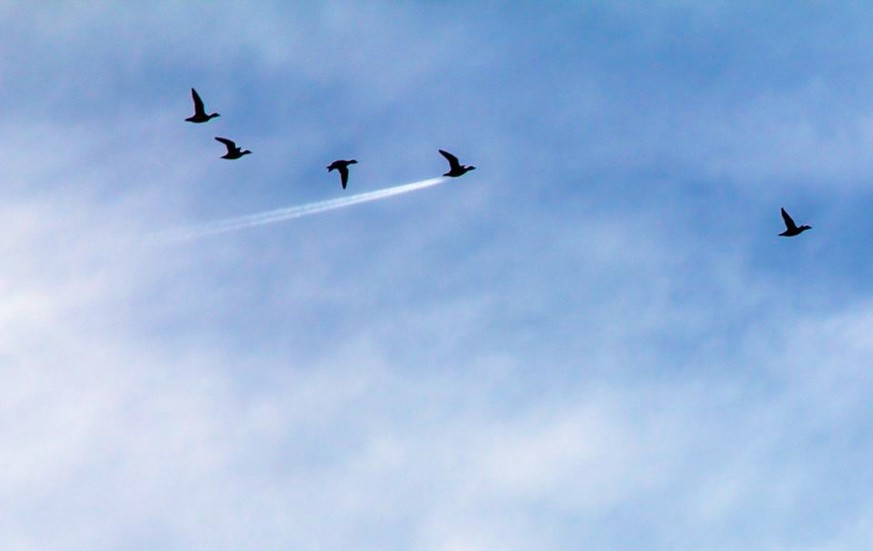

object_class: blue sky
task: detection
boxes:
[2,2,873,549]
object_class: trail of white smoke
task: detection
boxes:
[155,177,448,243]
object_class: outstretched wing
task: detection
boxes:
[191,88,205,114]
[439,149,461,170]
[338,166,349,189]
[215,136,236,151]
[780,207,798,231]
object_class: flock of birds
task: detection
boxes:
[186,88,808,237]
[185,88,476,190]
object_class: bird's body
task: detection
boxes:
[779,207,811,237]
[439,149,475,177]
[215,137,251,159]
[186,88,220,123]
[327,159,358,189]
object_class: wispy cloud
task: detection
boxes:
[1,3,873,550]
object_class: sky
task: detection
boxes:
[2,2,873,549]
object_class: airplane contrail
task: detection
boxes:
[155,176,448,242]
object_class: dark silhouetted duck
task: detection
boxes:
[215,137,251,159]
[186,88,220,123]
[439,149,475,177]
[779,208,811,237]
[327,159,357,189]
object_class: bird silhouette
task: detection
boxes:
[779,207,811,237]
[439,149,475,177]
[215,137,251,159]
[327,159,357,189]
[185,88,220,123]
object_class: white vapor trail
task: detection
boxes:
[156,177,448,243]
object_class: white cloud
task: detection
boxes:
[0,3,872,550]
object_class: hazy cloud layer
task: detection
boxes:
[0,3,872,550]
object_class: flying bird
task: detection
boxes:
[185,88,220,123]
[779,207,811,237]
[439,149,475,177]
[327,159,358,189]
[215,137,251,159]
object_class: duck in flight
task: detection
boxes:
[185,88,220,123]
[439,149,475,177]
[779,207,811,237]
[215,137,251,159]
[327,159,357,189]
